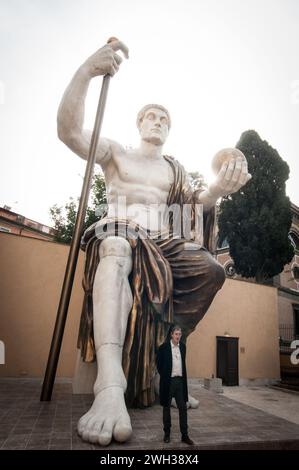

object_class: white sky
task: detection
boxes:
[0,0,298,226]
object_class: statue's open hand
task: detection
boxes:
[83,40,129,78]
[208,156,252,199]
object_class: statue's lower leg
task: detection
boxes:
[77,237,133,446]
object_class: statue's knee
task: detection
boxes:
[213,261,225,288]
[99,236,132,259]
[207,258,225,289]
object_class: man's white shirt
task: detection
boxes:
[170,340,183,377]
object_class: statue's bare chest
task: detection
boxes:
[113,152,173,193]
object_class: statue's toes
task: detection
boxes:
[188,395,199,409]
[114,416,132,442]
[81,415,98,442]
[77,411,93,436]
[98,419,113,446]
[89,421,104,443]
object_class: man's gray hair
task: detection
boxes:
[170,325,182,335]
[136,104,171,130]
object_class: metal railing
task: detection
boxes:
[279,323,297,353]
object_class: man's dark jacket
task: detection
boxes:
[156,341,188,406]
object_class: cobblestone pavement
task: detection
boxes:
[0,379,299,450]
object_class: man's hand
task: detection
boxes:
[82,40,129,78]
[207,156,252,199]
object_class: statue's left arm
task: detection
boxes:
[196,156,252,211]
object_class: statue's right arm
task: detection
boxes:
[57,42,129,169]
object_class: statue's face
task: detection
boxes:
[139,107,169,145]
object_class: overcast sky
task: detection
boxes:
[0,0,298,226]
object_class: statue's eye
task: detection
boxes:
[146,113,155,120]
[161,117,167,125]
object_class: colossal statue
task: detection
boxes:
[57,40,251,446]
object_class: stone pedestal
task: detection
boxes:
[204,377,223,393]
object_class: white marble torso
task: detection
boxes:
[103,146,174,233]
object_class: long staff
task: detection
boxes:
[40,37,127,401]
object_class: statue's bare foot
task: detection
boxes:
[171,394,199,409]
[187,394,199,409]
[77,386,132,446]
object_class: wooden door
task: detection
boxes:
[216,336,239,386]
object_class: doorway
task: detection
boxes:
[216,336,239,386]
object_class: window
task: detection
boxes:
[27,221,38,228]
[0,226,11,233]
[289,232,299,252]
[218,237,229,249]
[293,265,299,281]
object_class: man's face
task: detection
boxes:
[171,329,182,345]
[139,108,169,145]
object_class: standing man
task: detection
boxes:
[156,325,194,445]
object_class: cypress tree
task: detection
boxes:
[218,130,294,283]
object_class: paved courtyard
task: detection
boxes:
[0,378,299,450]
[223,384,299,425]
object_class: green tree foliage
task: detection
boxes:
[50,173,107,244]
[218,130,294,283]
[188,171,207,191]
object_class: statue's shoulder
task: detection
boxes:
[164,154,179,165]
[164,154,181,168]
[108,138,126,158]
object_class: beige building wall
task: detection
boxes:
[0,233,280,382]
[0,233,84,378]
[187,279,280,381]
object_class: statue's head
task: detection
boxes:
[136,104,171,146]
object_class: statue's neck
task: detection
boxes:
[138,140,163,160]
